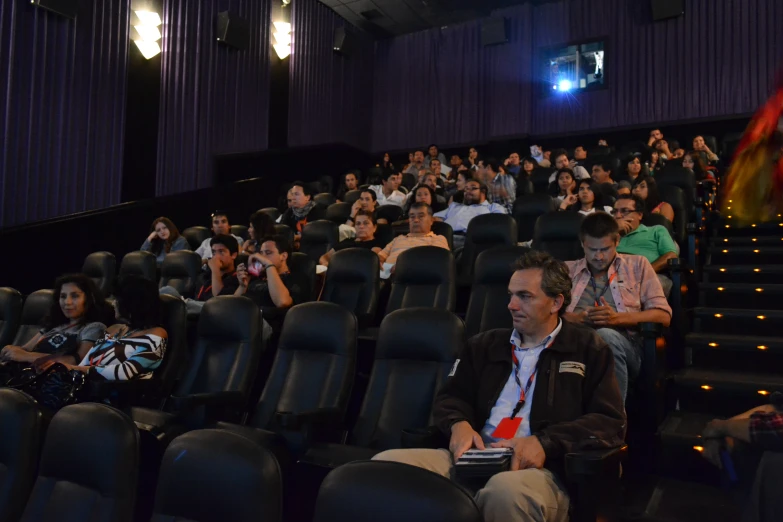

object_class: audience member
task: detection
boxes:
[549,149,590,182]
[598,138,608,147]
[591,161,617,187]
[560,179,613,215]
[616,181,632,197]
[549,168,577,204]
[574,145,588,165]
[141,217,188,266]
[320,211,384,266]
[671,148,685,159]
[450,154,465,173]
[683,151,715,182]
[522,156,538,176]
[632,176,675,223]
[647,128,664,148]
[243,211,277,255]
[278,182,326,247]
[374,250,625,522]
[467,147,480,170]
[613,195,677,295]
[483,160,517,214]
[236,235,308,339]
[381,153,395,171]
[429,158,451,181]
[0,274,109,365]
[653,139,674,160]
[346,189,381,227]
[195,211,245,263]
[692,135,719,163]
[37,275,168,381]
[563,213,671,400]
[369,169,407,207]
[448,170,470,204]
[505,152,522,177]
[427,144,448,166]
[403,184,445,216]
[404,150,426,175]
[649,150,665,173]
[336,172,359,201]
[434,179,507,249]
[625,157,647,183]
[377,202,449,268]
[530,144,550,167]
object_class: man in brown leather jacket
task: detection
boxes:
[374,250,626,522]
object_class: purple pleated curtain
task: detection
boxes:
[0,0,130,228]
[288,0,374,151]
[156,0,272,197]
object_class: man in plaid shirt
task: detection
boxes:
[483,160,517,214]
[701,401,783,468]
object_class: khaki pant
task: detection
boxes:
[373,448,570,522]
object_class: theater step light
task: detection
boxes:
[134,11,162,59]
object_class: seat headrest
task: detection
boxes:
[474,246,530,285]
[0,287,22,319]
[376,308,463,362]
[259,207,281,221]
[534,211,584,241]
[21,289,54,324]
[315,193,337,207]
[326,202,353,223]
[658,184,686,209]
[343,190,362,204]
[329,248,380,282]
[161,250,202,277]
[288,252,316,277]
[466,214,517,243]
[82,251,116,278]
[274,224,295,244]
[0,388,41,465]
[314,460,482,522]
[120,251,158,281]
[657,166,695,188]
[278,302,356,356]
[198,296,261,341]
[394,247,454,283]
[302,220,339,242]
[40,403,138,497]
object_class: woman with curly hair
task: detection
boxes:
[141,217,189,265]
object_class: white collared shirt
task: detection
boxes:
[368,185,407,207]
[480,319,563,443]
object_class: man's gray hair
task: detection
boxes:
[513,250,572,314]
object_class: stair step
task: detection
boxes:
[697,283,783,309]
[686,333,783,353]
[707,245,783,264]
[711,236,783,246]
[702,264,783,283]
[692,307,783,336]
[627,478,742,522]
[674,367,783,392]
[708,245,783,254]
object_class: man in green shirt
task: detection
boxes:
[613,195,677,295]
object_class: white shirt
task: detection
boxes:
[578,206,614,216]
[548,165,590,183]
[368,185,407,207]
[434,200,507,233]
[480,319,563,443]
[195,235,245,259]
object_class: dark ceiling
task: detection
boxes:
[319,0,529,38]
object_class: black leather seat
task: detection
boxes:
[218,302,356,457]
[288,252,316,302]
[300,308,463,471]
[0,288,22,348]
[656,166,696,215]
[82,252,116,297]
[13,289,54,345]
[258,207,282,222]
[375,223,394,248]
[431,221,454,251]
[530,167,553,193]
[159,250,202,298]
[182,226,211,250]
[457,214,517,286]
[273,224,295,246]
[376,205,403,224]
[230,225,249,241]
[19,403,139,522]
[387,247,455,313]
[300,220,339,262]
[313,460,482,522]
[0,389,42,522]
[343,190,362,204]
[465,246,530,337]
[314,193,337,207]
[657,184,687,245]
[513,194,556,242]
[325,202,352,224]
[642,213,675,241]
[321,249,379,328]
[150,429,282,522]
[131,296,263,441]
[119,251,157,282]
[533,211,585,261]
[515,175,534,197]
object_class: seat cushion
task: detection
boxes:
[300,443,379,469]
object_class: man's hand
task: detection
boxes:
[617,219,634,235]
[207,256,223,273]
[587,297,621,327]
[563,310,589,325]
[701,439,723,468]
[490,436,546,471]
[560,194,578,209]
[449,421,485,460]
[249,253,273,269]
[350,200,362,218]
[236,264,250,288]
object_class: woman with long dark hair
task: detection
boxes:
[243,211,277,254]
[549,168,577,204]
[683,151,715,182]
[522,157,539,176]
[141,217,189,265]
[381,153,395,171]
[559,179,613,215]
[632,175,674,223]
[0,274,111,365]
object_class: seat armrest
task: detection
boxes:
[401,427,443,449]
[565,444,627,479]
[667,257,683,271]
[169,391,244,410]
[639,322,664,339]
[276,407,343,431]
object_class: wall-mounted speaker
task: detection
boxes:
[481,17,508,47]
[651,0,684,21]
[216,11,250,50]
[31,0,78,19]
[333,27,353,57]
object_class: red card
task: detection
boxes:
[491,417,522,439]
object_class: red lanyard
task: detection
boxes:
[589,271,616,306]
[509,335,556,419]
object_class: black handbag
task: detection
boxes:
[5,363,86,411]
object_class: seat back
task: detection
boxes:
[230,225,249,241]
[343,190,362,204]
[530,167,553,193]
[321,249,380,327]
[375,224,394,249]
[300,220,339,262]
[258,207,282,222]
[151,429,282,522]
[376,205,403,224]
[657,184,687,244]
[401,173,417,190]
[642,214,676,242]
[174,297,262,399]
[273,224,295,246]
[533,211,585,261]
[513,194,556,242]
[465,246,530,337]
[656,166,696,214]
[253,303,356,446]
[314,193,337,207]
[314,460,482,522]
[20,403,139,522]
[325,202,352,224]
[431,221,454,251]
[457,214,517,280]
[0,389,42,522]
[13,289,54,346]
[82,252,116,297]
[288,252,316,302]
[351,309,463,450]
[153,295,188,399]
[387,247,455,313]
[119,251,157,282]
[182,226,211,250]
[0,288,22,348]
[159,250,202,298]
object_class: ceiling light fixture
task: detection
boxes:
[133,10,162,59]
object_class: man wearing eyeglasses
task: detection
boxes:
[434,180,507,249]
